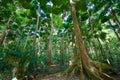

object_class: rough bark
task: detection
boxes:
[59,35,65,66]
[92,41,99,60]
[97,38,106,60]
[31,5,40,72]
[47,13,53,65]
[47,27,53,65]
[32,12,40,48]
[65,37,70,66]
[65,37,69,55]
[64,2,115,80]
[72,33,78,60]
[70,3,91,65]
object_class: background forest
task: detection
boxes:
[0,0,120,80]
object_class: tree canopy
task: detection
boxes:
[0,0,120,80]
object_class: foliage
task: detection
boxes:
[0,0,120,79]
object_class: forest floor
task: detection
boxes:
[35,73,120,80]
[32,65,120,80]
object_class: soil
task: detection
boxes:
[34,73,120,80]
[33,65,120,80]
[23,64,120,80]
[12,65,120,80]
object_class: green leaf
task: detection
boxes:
[100,32,107,40]
[75,0,87,11]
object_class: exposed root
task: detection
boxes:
[93,61,115,73]
[63,63,77,76]
[63,61,115,80]
[85,65,115,80]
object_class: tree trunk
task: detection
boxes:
[60,35,64,65]
[72,33,78,60]
[96,38,106,61]
[65,36,69,55]
[47,28,53,64]
[64,2,114,80]
[92,41,99,60]
[47,13,53,65]
[70,3,91,66]
[65,36,70,66]
[32,12,40,48]
[32,5,40,71]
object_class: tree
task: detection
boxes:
[0,0,119,79]
[64,1,114,80]
[47,13,53,65]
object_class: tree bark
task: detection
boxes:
[47,13,53,65]
[70,3,91,65]
[60,36,64,65]
[72,33,78,60]
[32,12,40,48]
[92,41,99,60]
[67,2,114,80]
[47,27,53,65]
[97,38,106,60]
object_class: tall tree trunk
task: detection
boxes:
[47,27,53,65]
[65,35,69,55]
[65,36,70,66]
[60,35,64,65]
[72,33,78,60]
[47,13,53,65]
[31,4,40,73]
[32,10,40,48]
[70,3,91,66]
[96,38,106,60]
[64,2,114,80]
[92,41,99,60]
[87,41,95,59]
